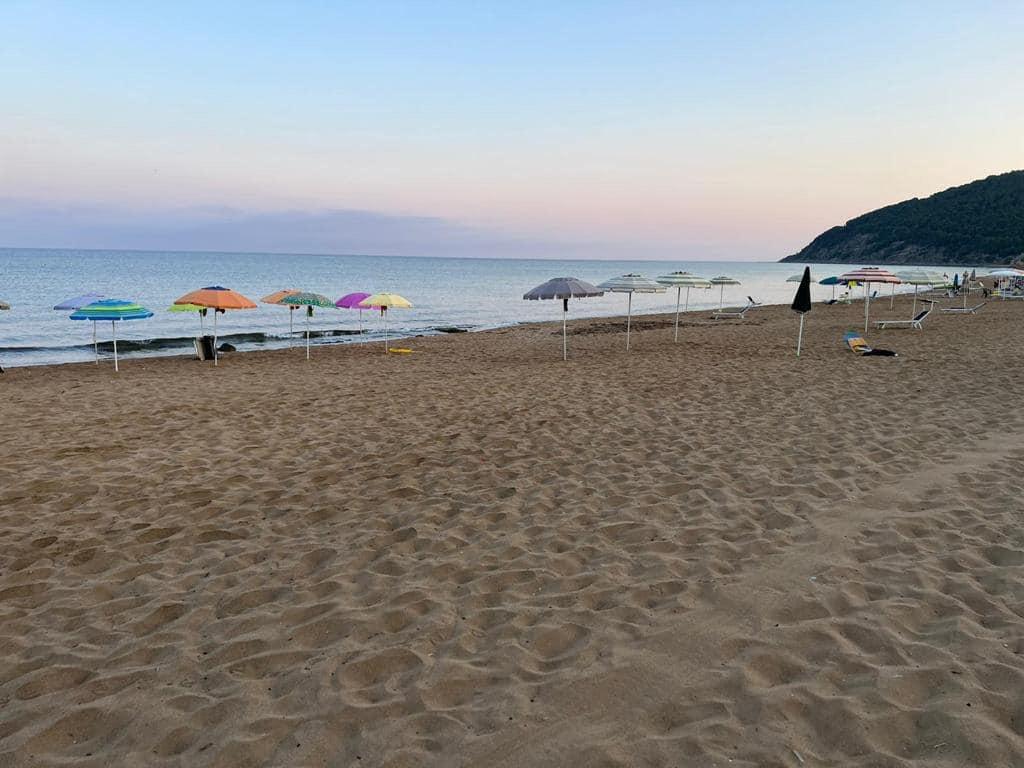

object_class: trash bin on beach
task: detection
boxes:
[194,335,215,361]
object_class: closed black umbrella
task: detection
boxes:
[791,267,812,356]
[523,277,604,360]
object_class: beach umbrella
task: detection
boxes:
[710,275,741,310]
[523,277,604,361]
[174,286,257,366]
[69,299,153,372]
[277,292,336,360]
[598,274,666,351]
[791,267,812,357]
[987,268,1024,299]
[54,292,105,363]
[786,273,809,282]
[335,292,378,333]
[818,275,843,300]
[895,270,947,315]
[359,292,413,354]
[656,271,711,342]
[168,302,208,334]
[839,267,901,332]
[261,289,301,346]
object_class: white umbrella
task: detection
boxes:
[710,276,741,310]
[895,270,946,316]
[598,274,666,351]
[656,272,711,342]
[523,277,604,360]
[987,268,1024,299]
[839,268,901,332]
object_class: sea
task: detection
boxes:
[0,248,950,368]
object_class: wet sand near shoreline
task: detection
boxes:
[3,295,1024,767]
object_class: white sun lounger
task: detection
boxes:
[941,302,986,314]
[875,306,932,330]
[712,304,753,320]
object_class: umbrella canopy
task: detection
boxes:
[599,274,665,293]
[168,302,207,313]
[986,268,1024,277]
[336,291,376,308]
[70,299,153,372]
[174,286,256,365]
[176,285,257,309]
[839,267,901,284]
[359,293,413,353]
[54,292,104,311]
[276,293,337,360]
[657,272,711,342]
[282,291,335,308]
[261,289,301,305]
[359,292,413,309]
[598,274,666,351]
[168,302,208,334]
[523,277,603,361]
[70,299,153,321]
[839,267,901,332]
[818,276,843,286]
[709,275,741,310]
[523,277,604,301]
[895,270,947,315]
[335,291,378,334]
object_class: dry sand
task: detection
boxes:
[2,294,1024,767]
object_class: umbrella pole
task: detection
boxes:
[92,321,98,364]
[684,286,691,312]
[912,285,918,317]
[864,283,870,333]
[832,285,836,300]
[674,287,681,343]
[384,308,389,353]
[719,284,724,310]
[359,308,363,333]
[626,292,633,351]
[112,320,118,372]
[796,314,805,357]
[213,311,219,366]
[306,309,311,360]
[562,298,568,361]
[200,311,204,335]
[289,307,294,347]
[889,283,895,309]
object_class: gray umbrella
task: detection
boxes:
[523,277,604,361]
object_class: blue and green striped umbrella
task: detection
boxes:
[70,299,153,372]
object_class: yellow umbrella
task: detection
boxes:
[359,292,412,353]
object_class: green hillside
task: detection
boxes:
[782,171,1024,266]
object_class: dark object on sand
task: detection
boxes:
[435,326,468,334]
[218,342,236,352]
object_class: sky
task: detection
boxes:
[2,1,1023,260]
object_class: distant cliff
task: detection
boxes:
[781,171,1024,266]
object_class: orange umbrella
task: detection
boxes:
[261,289,301,347]
[174,286,257,365]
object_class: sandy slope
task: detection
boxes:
[2,294,1024,767]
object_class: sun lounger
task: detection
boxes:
[712,304,753,320]
[941,302,986,314]
[746,296,763,307]
[874,306,932,330]
[845,331,897,357]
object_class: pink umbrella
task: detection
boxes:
[335,292,378,333]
